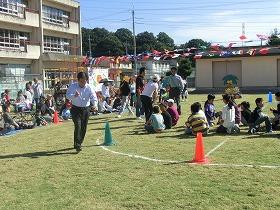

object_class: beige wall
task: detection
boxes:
[46,0,80,9]
[43,21,79,35]
[242,57,278,87]
[0,45,40,60]
[0,11,39,28]
[196,56,280,88]
[0,0,81,79]
[0,58,32,65]
[196,59,213,88]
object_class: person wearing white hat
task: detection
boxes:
[166,98,180,126]
[141,74,160,122]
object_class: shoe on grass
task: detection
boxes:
[249,128,256,134]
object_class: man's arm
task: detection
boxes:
[66,84,76,101]
[89,88,98,109]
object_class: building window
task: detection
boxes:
[0,28,29,51]
[42,5,70,27]
[0,0,27,18]
[44,36,70,54]
[0,64,31,98]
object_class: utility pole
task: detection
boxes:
[125,40,128,55]
[88,34,92,57]
[242,22,245,47]
[132,9,137,75]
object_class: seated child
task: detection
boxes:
[240,101,251,126]
[145,105,165,133]
[41,94,55,117]
[159,103,172,129]
[217,94,240,134]
[185,102,209,135]
[204,94,216,126]
[166,99,180,126]
[61,102,72,120]
[232,94,242,125]
[270,92,280,130]
[249,98,272,134]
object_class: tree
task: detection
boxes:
[177,58,193,79]
[186,39,211,49]
[115,28,134,54]
[156,32,175,51]
[268,28,280,46]
[94,33,124,57]
[136,31,158,53]
[82,27,111,56]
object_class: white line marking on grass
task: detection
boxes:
[205,140,227,157]
[96,140,280,169]
[96,140,180,163]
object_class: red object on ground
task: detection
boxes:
[53,111,60,124]
[191,132,209,164]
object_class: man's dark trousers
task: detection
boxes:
[70,105,90,147]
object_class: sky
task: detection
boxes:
[79,0,280,47]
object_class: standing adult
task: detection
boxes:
[141,74,160,122]
[129,77,136,107]
[167,67,184,115]
[181,78,188,102]
[135,67,146,120]
[66,72,98,152]
[117,76,133,118]
[32,78,43,111]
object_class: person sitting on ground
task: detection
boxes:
[159,103,172,129]
[185,102,209,135]
[232,94,242,125]
[217,94,240,134]
[249,98,273,134]
[14,90,26,112]
[2,89,11,112]
[41,94,55,117]
[145,105,165,133]
[61,102,72,120]
[270,92,280,130]
[240,101,251,126]
[0,105,19,131]
[204,94,216,126]
[166,99,180,126]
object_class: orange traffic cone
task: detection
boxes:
[191,132,209,164]
[53,111,59,124]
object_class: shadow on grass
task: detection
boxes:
[0,148,78,159]
[90,125,137,131]
[242,133,280,140]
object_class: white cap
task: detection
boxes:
[151,74,160,82]
[166,99,175,104]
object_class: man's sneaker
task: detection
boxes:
[76,147,82,152]
[233,125,240,134]
[266,130,274,134]
[249,128,256,134]
[129,111,135,116]
[136,117,143,120]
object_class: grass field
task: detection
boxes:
[1,94,280,210]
